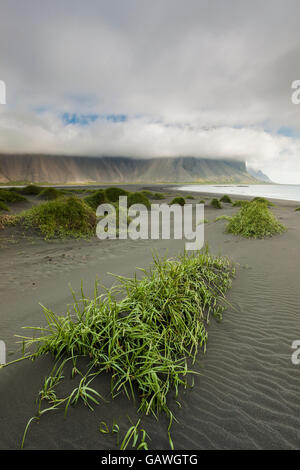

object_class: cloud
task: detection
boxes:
[1,0,300,182]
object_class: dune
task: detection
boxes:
[0,188,299,449]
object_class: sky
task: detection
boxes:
[1,0,300,183]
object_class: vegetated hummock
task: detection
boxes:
[19,184,43,195]
[84,189,107,210]
[105,187,129,202]
[220,194,233,204]
[295,207,300,211]
[0,189,27,203]
[232,200,249,207]
[38,187,61,200]
[251,197,275,207]
[226,201,286,238]
[9,251,234,449]
[211,198,222,209]
[127,192,151,209]
[0,201,9,212]
[170,196,185,206]
[17,196,96,239]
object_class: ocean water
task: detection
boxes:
[178,184,300,202]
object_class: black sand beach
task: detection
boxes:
[0,186,300,450]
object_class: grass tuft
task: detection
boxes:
[38,187,61,200]
[211,198,222,209]
[84,190,107,210]
[17,196,96,239]
[19,185,43,195]
[127,192,151,209]
[170,197,185,206]
[226,201,285,238]
[220,195,233,204]
[105,187,129,203]
[12,251,234,448]
[0,189,27,203]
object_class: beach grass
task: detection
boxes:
[226,201,285,238]
[16,196,96,239]
[211,198,222,209]
[19,184,43,195]
[10,250,234,448]
[220,195,233,203]
[170,197,185,206]
[38,187,62,200]
[84,189,107,210]
[0,189,27,203]
[0,201,10,212]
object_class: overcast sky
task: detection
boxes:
[1,0,300,183]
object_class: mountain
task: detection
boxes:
[247,167,272,183]
[0,154,259,184]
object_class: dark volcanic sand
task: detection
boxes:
[0,188,300,450]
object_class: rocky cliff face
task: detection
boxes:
[0,154,258,184]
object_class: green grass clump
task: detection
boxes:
[226,201,285,238]
[232,200,249,207]
[11,251,234,448]
[0,189,27,203]
[38,187,61,200]
[141,191,165,200]
[251,197,274,207]
[199,199,205,204]
[153,192,165,200]
[105,187,129,203]
[18,196,96,239]
[0,201,10,212]
[220,195,233,204]
[170,197,185,206]
[215,215,232,222]
[295,207,300,211]
[186,195,195,200]
[19,184,43,195]
[127,192,151,209]
[84,190,107,210]
[211,198,222,209]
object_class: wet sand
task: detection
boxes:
[0,187,300,449]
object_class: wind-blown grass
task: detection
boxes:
[211,198,222,209]
[220,195,233,203]
[38,187,62,200]
[17,196,96,239]
[0,189,27,203]
[170,197,185,206]
[84,189,107,210]
[8,251,234,448]
[0,201,10,212]
[226,201,285,238]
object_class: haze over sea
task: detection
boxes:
[178,184,300,202]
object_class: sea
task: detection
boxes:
[177,184,300,202]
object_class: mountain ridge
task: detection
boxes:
[0,154,259,184]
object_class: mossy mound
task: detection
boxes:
[211,198,222,209]
[251,197,274,207]
[19,185,43,195]
[104,187,129,202]
[127,192,151,209]
[38,187,61,200]
[0,201,10,212]
[232,200,249,207]
[84,190,107,210]
[170,197,185,206]
[0,189,27,203]
[220,195,233,203]
[18,197,96,239]
[226,201,285,238]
